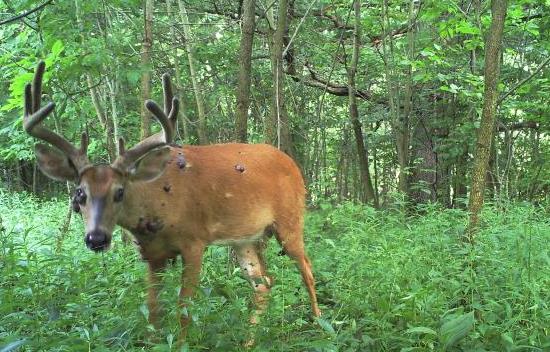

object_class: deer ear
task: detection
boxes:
[130,146,171,182]
[35,144,78,182]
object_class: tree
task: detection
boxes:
[348,0,377,207]
[467,0,508,241]
[178,0,208,144]
[234,0,256,143]
[140,0,154,138]
[265,0,293,156]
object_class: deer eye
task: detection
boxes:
[74,188,87,206]
[114,188,124,202]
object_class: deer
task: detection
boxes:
[22,62,321,343]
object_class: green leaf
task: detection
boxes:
[324,238,336,248]
[439,312,474,349]
[405,326,438,335]
[139,304,149,321]
[51,40,64,57]
[316,317,336,335]
[0,340,28,352]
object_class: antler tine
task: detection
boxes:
[162,73,173,116]
[112,137,165,171]
[112,73,179,171]
[23,62,90,172]
[117,137,125,156]
[160,73,179,131]
[31,61,45,112]
[168,97,179,125]
[145,99,174,144]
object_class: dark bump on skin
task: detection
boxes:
[235,164,246,173]
[145,219,164,234]
[133,216,164,239]
[163,184,171,192]
[161,202,165,206]
[176,155,186,169]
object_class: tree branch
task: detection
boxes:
[0,0,53,26]
[497,121,540,132]
[498,56,550,104]
[286,62,378,101]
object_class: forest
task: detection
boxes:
[0,0,549,351]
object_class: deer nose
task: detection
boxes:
[85,229,110,252]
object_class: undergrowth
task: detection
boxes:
[0,189,548,351]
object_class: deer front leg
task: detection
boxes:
[146,258,168,329]
[178,241,205,344]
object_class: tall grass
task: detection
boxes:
[1,190,548,351]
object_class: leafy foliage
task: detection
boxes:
[1,190,548,351]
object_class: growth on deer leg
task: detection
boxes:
[233,241,272,324]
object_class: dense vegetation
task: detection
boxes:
[1,192,548,351]
[1,0,549,351]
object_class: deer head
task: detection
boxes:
[24,62,179,251]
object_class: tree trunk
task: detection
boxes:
[348,0,377,207]
[140,0,154,138]
[265,0,293,156]
[165,0,189,142]
[178,0,208,144]
[74,0,116,160]
[409,117,437,204]
[234,0,256,143]
[396,0,416,195]
[467,0,508,241]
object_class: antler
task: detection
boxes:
[112,73,179,170]
[23,61,90,172]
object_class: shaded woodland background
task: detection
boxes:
[0,0,548,208]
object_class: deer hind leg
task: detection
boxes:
[233,241,272,324]
[275,222,322,318]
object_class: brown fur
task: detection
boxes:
[78,143,321,341]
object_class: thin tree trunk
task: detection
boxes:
[140,0,154,138]
[265,0,293,156]
[235,0,256,143]
[467,0,508,241]
[107,75,120,143]
[165,0,189,142]
[397,0,416,195]
[75,0,116,160]
[178,0,208,144]
[381,0,406,196]
[348,0,377,207]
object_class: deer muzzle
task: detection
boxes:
[85,229,111,252]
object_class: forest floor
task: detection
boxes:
[0,190,548,351]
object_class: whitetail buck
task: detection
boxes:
[23,62,321,341]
